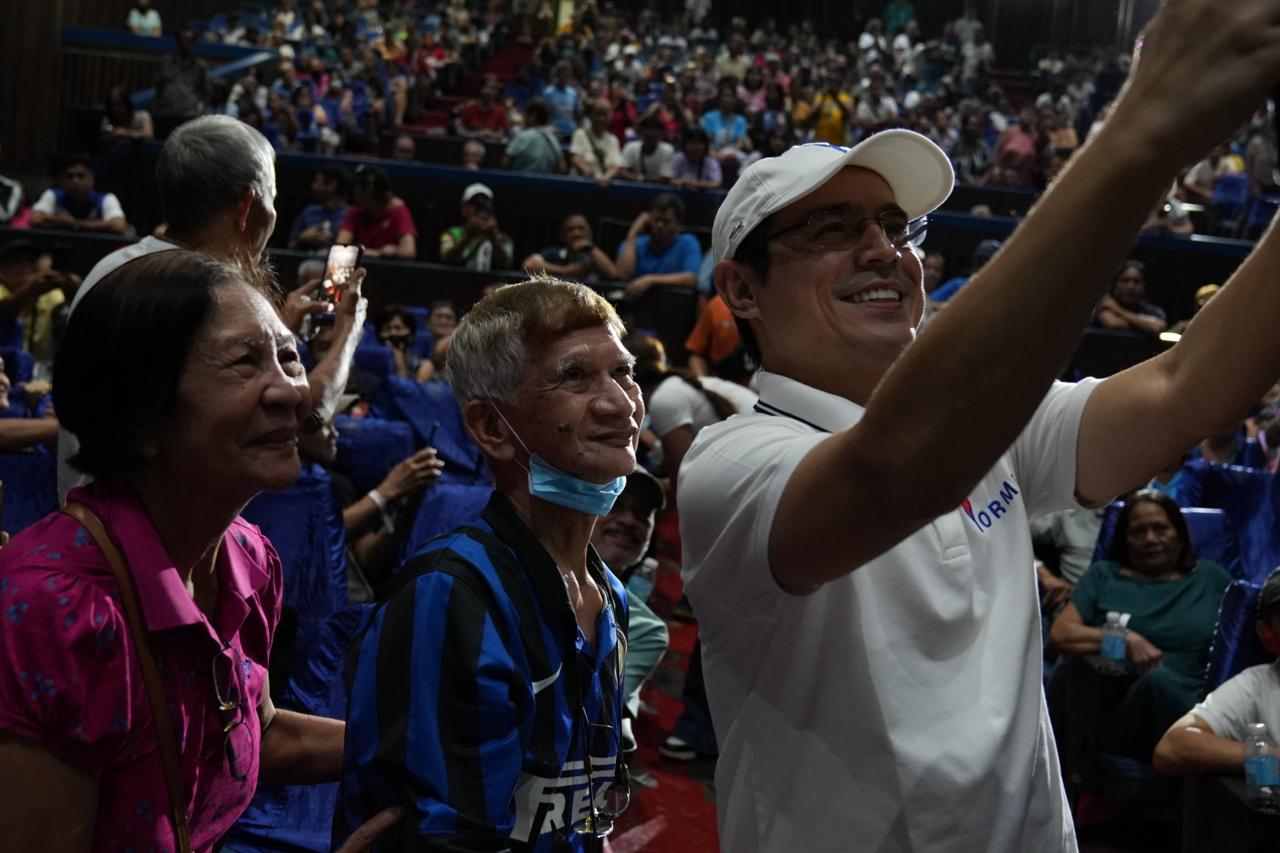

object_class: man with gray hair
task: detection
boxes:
[340,278,643,851]
[58,115,363,499]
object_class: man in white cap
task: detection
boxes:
[439,182,514,272]
[677,3,1280,850]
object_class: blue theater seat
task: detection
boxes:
[0,449,57,535]
[1204,579,1269,692]
[369,377,485,477]
[241,463,348,651]
[223,604,372,853]
[0,347,33,383]
[352,342,396,382]
[332,415,415,496]
[401,476,494,564]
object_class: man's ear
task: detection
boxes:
[235,187,257,233]
[714,258,761,322]
[463,399,517,462]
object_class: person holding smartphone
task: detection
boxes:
[438,183,514,272]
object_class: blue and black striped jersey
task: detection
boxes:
[339,494,629,852]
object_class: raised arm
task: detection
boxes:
[766,0,1280,586]
[306,271,367,425]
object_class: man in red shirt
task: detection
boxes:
[458,77,508,141]
[336,166,418,259]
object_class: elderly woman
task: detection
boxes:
[341,278,639,849]
[1048,490,1232,760]
[0,252,394,851]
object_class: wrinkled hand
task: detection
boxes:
[279,279,330,334]
[1126,631,1164,673]
[1039,573,1073,610]
[626,276,654,298]
[333,806,404,853]
[378,446,445,501]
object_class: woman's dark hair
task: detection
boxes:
[1111,259,1147,292]
[649,192,685,222]
[376,304,418,337]
[355,164,392,197]
[682,126,710,149]
[54,251,244,479]
[105,85,135,123]
[1107,489,1198,572]
[625,331,740,422]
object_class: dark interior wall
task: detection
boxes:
[0,0,236,181]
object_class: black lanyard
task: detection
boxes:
[753,400,832,433]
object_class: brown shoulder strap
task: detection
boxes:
[61,503,193,853]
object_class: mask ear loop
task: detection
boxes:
[488,401,534,474]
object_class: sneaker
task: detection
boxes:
[658,735,698,761]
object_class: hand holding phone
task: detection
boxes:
[315,243,364,326]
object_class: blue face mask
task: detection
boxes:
[528,455,627,516]
[492,404,628,516]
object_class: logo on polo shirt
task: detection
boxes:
[961,480,1020,533]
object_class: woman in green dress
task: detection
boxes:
[1048,490,1232,760]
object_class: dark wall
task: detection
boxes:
[0,1,237,180]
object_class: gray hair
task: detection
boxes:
[296,258,326,283]
[444,277,624,407]
[157,115,276,234]
[444,292,527,407]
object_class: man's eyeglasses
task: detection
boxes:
[212,643,250,782]
[762,206,928,254]
[570,721,631,838]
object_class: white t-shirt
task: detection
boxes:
[1191,661,1280,742]
[33,189,126,223]
[569,127,622,175]
[679,370,1099,853]
[620,140,675,180]
[58,237,176,500]
[647,374,757,439]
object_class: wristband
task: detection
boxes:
[366,488,396,533]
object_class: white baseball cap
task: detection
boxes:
[712,130,955,262]
[462,182,494,203]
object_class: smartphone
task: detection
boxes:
[314,243,363,326]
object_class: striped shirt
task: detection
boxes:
[339,494,629,852]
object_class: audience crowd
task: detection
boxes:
[3,1,1280,851]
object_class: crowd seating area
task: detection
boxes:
[4,2,1280,851]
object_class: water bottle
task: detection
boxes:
[1244,722,1280,813]
[1099,611,1128,673]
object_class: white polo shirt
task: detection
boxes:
[678,370,1099,853]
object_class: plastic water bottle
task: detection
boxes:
[1244,722,1280,813]
[1099,611,1129,673]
